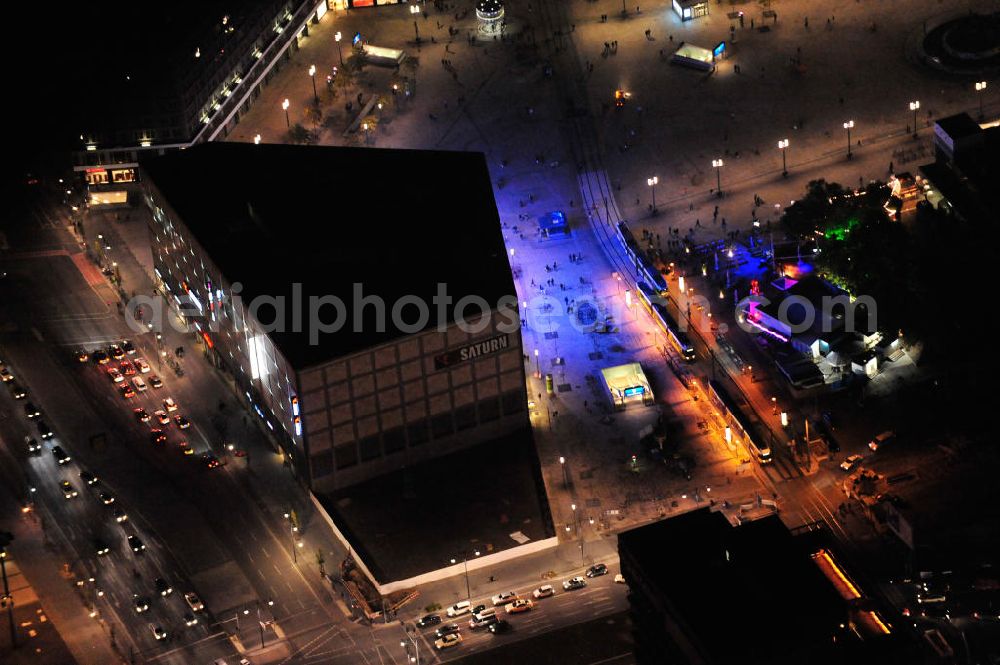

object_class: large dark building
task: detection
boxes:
[140,142,529,493]
[618,509,915,665]
[920,112,1000,223]
[73,0,327,183]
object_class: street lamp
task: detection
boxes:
[335,31,344,66]
[410,5,421,43]
[976,81,987,120]
[571,503,585,567]
[909,100,920,138]
[253,134,261,145]
[712,159,724,197]
[450,550,480,605]
[309,65,318,104]
[559,456,569,488]
[777,139,789,177]
[646,176,658,213]
[533,348,540,378]
[282,99,290,128]
[843,120,854,159]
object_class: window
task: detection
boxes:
[455,404,476,431]
[502,390,525,416]
[359,436,381,462]
[311,451,334,478]
[431,413,453,438]
[407,420,429,446]
[478,398,500,423]
[334,444,357,469]
[383,428,406,455]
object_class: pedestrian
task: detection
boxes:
[669,34,673,43]
[750,18,754,29]
[804,16,809,28]
[889,160,894,174]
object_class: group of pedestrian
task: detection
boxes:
[602,41,619,57]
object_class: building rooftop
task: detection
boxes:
[316,426,553,583]
[142,142,513,368]
[619,509,878,664]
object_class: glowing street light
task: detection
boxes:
[309,65,318,103]
[843,120,854,159]
[335,31,344,66]
[533,348,540,378]
[712,159,724,197]
[253,134,261,145]
[976,81,987,120]
[909,100,920,138]
[777,139,789,177]
[646,176,658,212]
[282,99,290,128]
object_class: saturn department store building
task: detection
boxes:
[140,142,530,492]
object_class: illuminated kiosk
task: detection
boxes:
[672,0,709,22]
[476,0,504,23]
[671,42,715,71]
[601,363,654,410]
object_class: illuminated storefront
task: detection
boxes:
[345,0,403,6]
[672,0,709,21]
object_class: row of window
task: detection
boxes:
[311,390,525,478]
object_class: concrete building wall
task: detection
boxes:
[300,310,527,491]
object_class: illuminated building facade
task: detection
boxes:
[141,142,527,490]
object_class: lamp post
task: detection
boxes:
[559,456,569,488]
[533,348,540,378]
[284,512,302,563]
[256,599,274,649]
[410,5,421,43]
[309,65,318,104]
[335,32,344,65]
[712,159,724,197]
[777,139,789,177]
[1,535,16,648]
[646,176,658,213]
[909,100,920,138]
[401,630,420,664]
[450,550,480,605]
[571,504,585,567]
[976,81,987,120]
[282,99,291,128]
[253,134,261,145]
[843,120,854,159]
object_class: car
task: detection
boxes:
[586,563,608,578]
[183,612,198,627]
[76,349,90,363]
[446,601,471,617]
[469,613,498,630]
[27,438,42,455]
[154,409,170,425]
[52,445,71,465]
[149,624,167,641]
[128,535,145,553]
[470,604,487,617]
[563,576,587,591]
[507,599,533,614]
[133,596,150,613]
[868,430,896,452]
[99,492,115,505]
[108,367,123,383]
[119,383,136,399]
[174,415,191,429]
[79,470,99,486]
[184,592,204,612]
[94,539,110,556]
[132,376,147,392]
[134,408,151,423]
[488,619,512,634]
[0,366,14,382]
[179,440,194,455]
[8,382,27,399]
[435,623,460,638]
[149,375,163,389]
[840,454,864,472]
[122,340,136,356]
[109,344,125,360]
[136,358,151,373]
[434,633,462,650]
[533,585,554,599]
[113,506,128,523]
[416,614,441,628]
[491,591,518,606]
[204,454,222,469]
[150,429,167,445]
[92,350,110,365]
[23,402,40,418]
[59,481,78,499]
[37,421,54,440]
[154,577,173,596]
[163,397,178,412]
[614,573,626,584]
[120,360,136,376]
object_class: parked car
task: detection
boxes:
[0,366,14,382]
[132,376,147,392]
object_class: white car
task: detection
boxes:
[184,591,204,612]
[840,454,863,472]
[136,358,151,373]
[491,591,518,606]
[446,601,471,617]
[108,367,124,383]
[149,624,167,641]
[533,585,554,599]
[434,633,462,650]
[132,376,147,392]
[163,397,178,412]
[563,576,587,591]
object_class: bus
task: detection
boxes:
[708,380,772,464]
